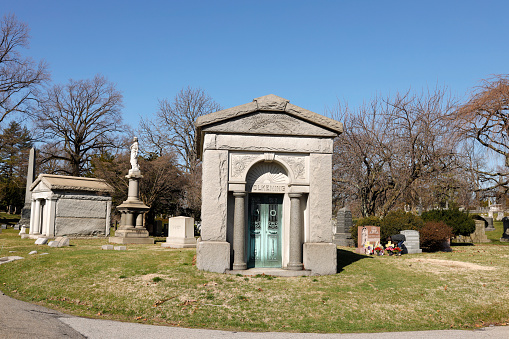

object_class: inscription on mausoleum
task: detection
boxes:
[250,184,286,192]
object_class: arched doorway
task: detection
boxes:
[245,162,288,268]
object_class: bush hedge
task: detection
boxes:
[351,211,423,245]
[420,221,454,251]
[420,208,475,236]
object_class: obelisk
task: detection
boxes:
[19,147,36,226]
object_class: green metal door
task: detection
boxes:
[248,194,283,268]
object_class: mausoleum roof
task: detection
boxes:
[196,94,343,133]
[30,174,114,193]
[195,94,343,158]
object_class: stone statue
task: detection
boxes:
[130,137,140,172]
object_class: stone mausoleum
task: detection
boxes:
[195,94,343,276]
[28,174,113,238]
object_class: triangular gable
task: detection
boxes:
[196,94,343,134]
[201,111,338,137]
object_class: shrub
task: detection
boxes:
[421,208,475,236]
[351,211,423,245]
[380,210,424,243]
[420,221,454,252]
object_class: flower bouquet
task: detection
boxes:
[392,247,402,256]
[374,246,384,256]
[385,245,394,255]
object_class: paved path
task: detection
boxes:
[2,292,509,339]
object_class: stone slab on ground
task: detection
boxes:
[0,256,24,264]
[54,237,70,247]
[226,267,311,277]
[20,234,30,239]
[35,238,49,245]
[101,245,114,250]
[114,246,127,251]
[109,236,154,244]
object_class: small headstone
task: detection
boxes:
[155,220,163,236]
[14,224,20,230]
[54,237,70,247]
[500,217,509,242]
[114,246,127,251]
[28,251,37,255]
[161,216,196,248]
[455,220,490,244]
[19,226,27,235]
[102,245,114,250]
[333,207,354,247]
[40,253,49,256]
[34,238,49,245]
[400,230,422,254]
[48,241,58,247]
[497,212,504,221]
[485,217,495,231]
[1,224,7,229]
[357,226,380,254]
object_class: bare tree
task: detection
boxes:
[456,75,509,194]
[36,74,124,177]
[0,14,49,123]
[332,88,461,217]
[140,86,221,174]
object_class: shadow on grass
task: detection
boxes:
[337,248,371,273]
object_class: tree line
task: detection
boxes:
[1,14,507,221]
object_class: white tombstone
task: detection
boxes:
[48,237,69,247]
[19,226,27,235]
[161,216,196,248]
[34,238,48,245]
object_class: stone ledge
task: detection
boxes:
[226,268,312,277]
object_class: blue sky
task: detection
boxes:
[2,0,508,126]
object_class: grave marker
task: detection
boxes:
[357,226,380,254]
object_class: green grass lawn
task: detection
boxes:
[1,228,509,333]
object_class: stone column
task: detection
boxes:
[29,199,36,235]
[135,213,144,229]
[232,191,247,270]
[32,199,41,235]
[288,193,303,270]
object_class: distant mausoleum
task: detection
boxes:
[195,94,343,276]
[28,174,113,238]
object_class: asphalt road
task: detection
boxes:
[1,292,509,339]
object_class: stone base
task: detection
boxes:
[333,233,354,247]
[500,236,509,242]
[485,227,496,232]
[161,237,197,248]
[109,236,154,244]
[196,241,230,273]
[109,228,154,244]
[406,248,423,254]
[20,234,31,239]
[227,268,312,277]
[303,242,337,275]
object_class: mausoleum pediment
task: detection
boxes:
[201,111,338,137]
[196,94,343,138]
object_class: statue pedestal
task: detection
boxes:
[109,172,154,244]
